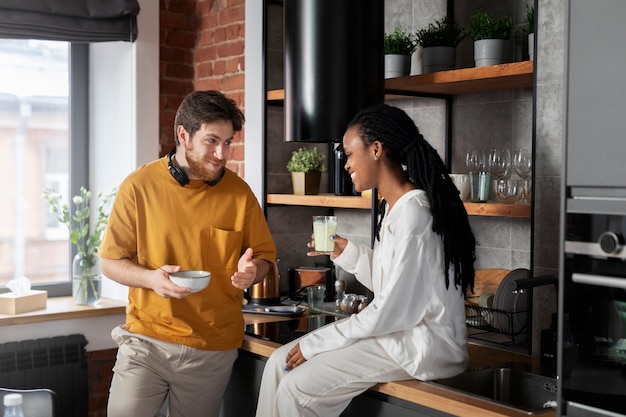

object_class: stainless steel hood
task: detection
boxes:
[284,0,384,143]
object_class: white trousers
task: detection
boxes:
[108,326,238,417]
[255,335,412,417]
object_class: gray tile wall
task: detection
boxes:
[264,0,564,355]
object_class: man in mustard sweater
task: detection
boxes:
[99,90,277,417]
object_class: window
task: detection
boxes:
[0,39,87,295]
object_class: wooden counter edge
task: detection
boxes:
[241,330,555,417]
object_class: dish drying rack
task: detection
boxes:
[464,275,558,354]
[464,299,529,346]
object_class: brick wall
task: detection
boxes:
[159,0,246,177]
[88,1,248,415]
[87,349,117,417]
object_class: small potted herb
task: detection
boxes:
[415,16,465,73]
[384,26,417,78]
[287,147,325,195]
[467,11,514,67]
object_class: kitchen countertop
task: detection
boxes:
[242,312,557,417]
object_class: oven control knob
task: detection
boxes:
[598,231,620,254]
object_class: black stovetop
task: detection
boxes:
[244,315,340,344]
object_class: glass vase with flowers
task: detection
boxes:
[42,186,116,305]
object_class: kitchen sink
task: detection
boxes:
[425,367,558,415]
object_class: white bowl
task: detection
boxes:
[169,270,211,292]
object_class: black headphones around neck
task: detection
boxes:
[168,148,224,187]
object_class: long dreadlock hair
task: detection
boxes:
[347,104,476,295]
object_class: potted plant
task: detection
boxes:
[526,5,535,61]
[415,16,465,73]
[287,147,325,195]
[384,26,417,78]
[467,11,514,67]
[42,186,116,305]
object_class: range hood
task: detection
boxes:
[284,0,384,143]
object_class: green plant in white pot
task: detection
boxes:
[287,147,325,195]
[467,11,514,67]
[415,16,465,73]
[384,26,417,78]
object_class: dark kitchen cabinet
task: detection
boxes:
[220,349,454,417]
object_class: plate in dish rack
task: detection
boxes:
[493,268,530,335]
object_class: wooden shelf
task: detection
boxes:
[266,61,534,219]
[384,61,533,96]
[267,193,372,209]
[267,61,533,102]
[267,194,530,217]
[464,202,531,218]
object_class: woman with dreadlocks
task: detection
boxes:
[255,104,476,417]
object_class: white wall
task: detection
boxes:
[244,0,265,205]
[91,0,160,302]
[2,0,159,351]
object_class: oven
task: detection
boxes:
[560,209,626,417]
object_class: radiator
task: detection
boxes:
[0,334,88,417]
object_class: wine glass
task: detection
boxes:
[488,149,511,200]
[466,149,486,173]
[512,148,532,204]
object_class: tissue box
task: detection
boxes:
[0,290,48,314]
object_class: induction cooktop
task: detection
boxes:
[244,315,341,344]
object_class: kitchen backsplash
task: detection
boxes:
[264,0,563,356]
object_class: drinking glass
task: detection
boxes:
[466,149,489,202]
[512,148,532,204]
[488,149,511,200]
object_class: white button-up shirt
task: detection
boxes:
[299,189,469,381]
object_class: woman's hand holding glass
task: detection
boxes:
[307,234,347,258]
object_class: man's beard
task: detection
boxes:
[185,148,225,183]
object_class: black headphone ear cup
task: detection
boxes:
[168,148,189,186]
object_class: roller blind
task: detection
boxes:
[0,0,140,42]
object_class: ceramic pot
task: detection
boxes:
[474,39,509,67]
[384,54,411,78]
[528,33,534,61]
[291,171,321,195]
[422,46,456,73]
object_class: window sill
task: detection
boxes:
[0,296,127,327]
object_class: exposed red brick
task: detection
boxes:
[196,45,218,63]
[166,30,198,48]
[222,73,244,91]
[160,11,196,31]
[161,79,194,95]
[218,5,244,25]
[166,62,195,79]
[161,45,191,63]
[224,56,243,73]
[213,26,227,43]
[168,0,197,15]
[195,78,224,91]
[226,22,243,40]
[216,39,244,58]
[196,61,213,78]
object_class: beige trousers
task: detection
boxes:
[256,336,412,417]
[108,326,237,417]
